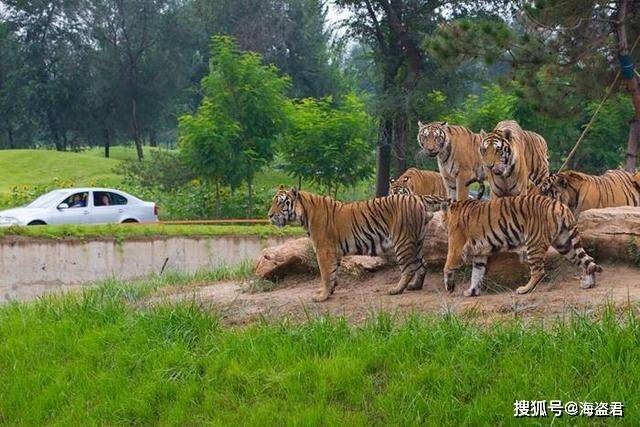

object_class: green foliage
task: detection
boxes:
[445,84,519,132]
[1,289,640,424]
[576,95,633,173]
[179,36,291,216]
[279,94,375,195]
[121,150,196,192]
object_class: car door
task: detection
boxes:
[49,191,91,225]
[90,191,128,224]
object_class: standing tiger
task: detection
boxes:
[480,120,549,197]
[431,194,602,297]
[268,188,442,302]
[389,167,447,196]
[534,169,640,217]
[417,121,485,201]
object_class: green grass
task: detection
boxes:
[0,149,123,191]
[0,223,305,240]
[83,145,169,162]
[0,276,637,425]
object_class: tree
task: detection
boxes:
[334,0,505,196]
[283,0,341,98]
[427,0,640,171]
[179,99,242,218]
[280,94,375,196]
[182,36,290,218]
[89,0,174,160]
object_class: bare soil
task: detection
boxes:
[147,261,640,325]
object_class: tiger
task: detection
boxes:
[417,121,486,201]
[426,194,602,297]
[480,120,549,198]
[533,169,640,218]
[268,187,442,302]
[389,167,447,196]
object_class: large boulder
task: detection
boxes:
[577,207,640,262]
[254,238,316,280]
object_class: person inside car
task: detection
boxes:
[70,194,86,208]
[101,194,110,206]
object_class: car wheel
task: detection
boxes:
[121,219,139,224]
[27,220,47,226]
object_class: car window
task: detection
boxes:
[28,190,68,208]
[94,191,127,207]
[61,192,89,208]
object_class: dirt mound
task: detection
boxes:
[148,261,640,325]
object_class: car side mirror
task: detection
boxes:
[58,203,69,210]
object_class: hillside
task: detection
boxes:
[0,149,123,192]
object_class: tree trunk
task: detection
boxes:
[149,128,158,147]
[247,174,254,219]
[6,121,14,149]
[617,0,640,172]
[375,118,392,197]
[392,115,407,177]
[104,128,111,158]
[215,180,221,219]
[297,175,302,190]
[131,98,144,161]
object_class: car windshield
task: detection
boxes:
[27,190,70,208]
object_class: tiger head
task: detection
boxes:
[536,173,571,204]
[480,128,515,176]
[389,176,415,195]
[268,186,301,228]
[417,121,450,158]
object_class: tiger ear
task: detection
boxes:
[290,187,299,199]
[278,184,286,191]
[479,129,486,139]
[418,120,425,128]
[503,128,513,141]
[440,121,448,127]
[390,178,396,183]
[557,176,568,188]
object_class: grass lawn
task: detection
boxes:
[0,274,637,425]
[0,149,123,192]
[0,223,305,240]
[83,145,169,162]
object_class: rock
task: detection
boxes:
[341,255,387,274]
[423,211,448,266]
[577,207,640,262]
[254,238,316,280]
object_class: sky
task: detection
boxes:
[326,2,351,37]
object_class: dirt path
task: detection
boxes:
[148,262,640,325]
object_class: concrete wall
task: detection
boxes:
[0,236,293,303]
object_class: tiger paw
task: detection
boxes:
[312,292,330,302]
[388,287,405,296]
[463,288,480,297]
[445,282,455,293]
[407,282,424,291]
[516,285,532,295]
[580,275,596,289]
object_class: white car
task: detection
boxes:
[0,188,158,226]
